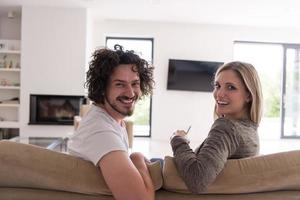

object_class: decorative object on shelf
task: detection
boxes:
[15,62,20,68]
[0,40,20,51]
[0,128,14,139]
[9,45,16,51]
[9,61,13,68]
[5,62,9,69]
[0,97,19,104]
[0,79,19,87]
[7,11,15,19]
[0,78,10,86]
[0,54,7,68]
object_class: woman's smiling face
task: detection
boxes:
[213,69,251,120]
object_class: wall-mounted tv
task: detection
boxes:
[167,59,224,92]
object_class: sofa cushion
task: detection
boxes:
[0,141,162,195]
[163,150,300,194]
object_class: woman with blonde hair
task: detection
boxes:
[170,61,263,193]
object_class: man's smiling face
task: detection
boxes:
[103,64,141,122]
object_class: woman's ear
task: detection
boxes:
[246,93,252,103]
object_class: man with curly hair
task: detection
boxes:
[68,45,155,200]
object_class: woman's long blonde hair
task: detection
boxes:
[213,61,263,124]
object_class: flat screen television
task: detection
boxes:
[167,59,224,92]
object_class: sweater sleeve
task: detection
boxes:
[170,118,241,193]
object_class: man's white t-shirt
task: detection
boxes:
[68,104,129,166]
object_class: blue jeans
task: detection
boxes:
[150,158,164,166]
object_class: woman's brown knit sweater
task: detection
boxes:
[171,117,259,194]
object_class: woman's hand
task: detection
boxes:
[174,130,188,137]
[170,130,190,143]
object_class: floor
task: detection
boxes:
[131,137,300,159]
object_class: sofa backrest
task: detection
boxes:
[1,140,300,196]
[163,151,300,194]
[0,141,162,195]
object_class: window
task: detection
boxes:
[234,41,300,138]
[106,37,153,137]
[283,47,300,137]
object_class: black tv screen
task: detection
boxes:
[167,59,223,92]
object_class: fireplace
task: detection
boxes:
[29,94,85,125]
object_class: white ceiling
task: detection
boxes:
[1,0,300,28]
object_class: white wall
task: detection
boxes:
[20,6,87,137]
[92,19,300,142]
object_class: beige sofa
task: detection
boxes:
[1,140,300,200]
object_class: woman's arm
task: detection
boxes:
[170,119,241,193]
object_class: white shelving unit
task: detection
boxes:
[0,40,21,132]
[0,104,20,108]
[0,86,20,89]
[0,8,22,139]
[0,50,21,54]
[0,121,20,129]
[0,68,21,72]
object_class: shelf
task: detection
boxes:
[0,23,21,132]
[0,50,21,54]
[0,68,21,72]
[0,121,19,128]
[0,103,20,108]
[0,86,20,90]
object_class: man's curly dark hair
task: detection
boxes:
[85,44,154,104]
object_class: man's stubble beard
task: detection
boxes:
[105,96,137,117]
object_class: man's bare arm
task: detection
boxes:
[99,151,154,200]
[130,152,154,191]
